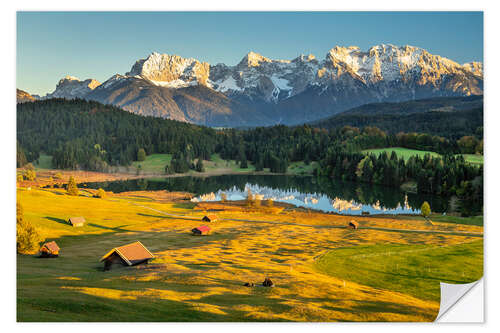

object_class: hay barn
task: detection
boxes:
[202,214,218,222]
[348,221,359,229]
[68,217,85,227]
[192,225,211,235]
[100,241,154,270]
[39,241,60,258]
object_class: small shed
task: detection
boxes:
[68,217,85,227]
[192,225,211,235]
[39,241,60,258]
[348,220,359,229]
[100,241,154,270]
[202,214,218,222]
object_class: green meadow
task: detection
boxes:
[314,240,483,302]
[362,147,483,165]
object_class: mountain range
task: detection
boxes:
[23,44,483,127]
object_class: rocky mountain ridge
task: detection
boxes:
[36,44,483,127]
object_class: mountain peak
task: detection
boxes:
[126,51,210,87]
[238,51,272,67]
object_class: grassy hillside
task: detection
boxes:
[17,187,483,322]
[312,95,483,140]
[131,154,173,174]
[362,147,483,165]
[314,241,483,302]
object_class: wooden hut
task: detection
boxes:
[192,225,211,235]
[39,241,60,258]
[202,214,218,222]
[68,217,85,227]
[347,220,359,229]
[100,241,154,270]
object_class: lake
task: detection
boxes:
[81,174,450,215]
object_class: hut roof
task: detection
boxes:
[100,241,154,266]
[69,217,86,225]
[194,225,211,233]
[41,241,60,253]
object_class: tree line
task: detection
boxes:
[17,99,483,215]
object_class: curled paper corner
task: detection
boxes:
[435,278,483,322]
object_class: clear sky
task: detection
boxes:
[17,11,483,96]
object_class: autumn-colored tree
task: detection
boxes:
[17,201,43,254]
[67,176,79,196]
[421,201,431,218]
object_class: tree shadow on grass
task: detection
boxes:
[86,223,131,233]
[45,216,69,226]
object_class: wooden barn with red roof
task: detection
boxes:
[39,241,60,258]
[192,225,211,235]
[100,241,154,270]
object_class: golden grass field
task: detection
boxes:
[17,186,483,322]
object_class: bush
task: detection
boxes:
[421,201,431,217]
[23,169,36,181]
[55,173,62,180]
[17,201,44,254]
[95,188,106,198]
[24,163,35,171]
[265,199,274,207]
[17,173,23,183]
[66,176,79,196]
[220,192,227,203]
[246,188,255,207]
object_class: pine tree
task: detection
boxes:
[196,158,205,172]
[137,148,146,161]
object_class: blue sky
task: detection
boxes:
[17,11,483,95]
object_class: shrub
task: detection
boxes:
[23,169,36,181]
[24,163,35,171]
[95,188,106,198]
[220,192,227,203]
[265,199,274,207]
[66,176,79,196]
[16,201,43,254]
[55,173,62,180]
[17,173,23,183]
[421,201,431,217]
[246,188,256,207]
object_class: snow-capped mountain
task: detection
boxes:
[40,44,483,127]
[44,76,101,99]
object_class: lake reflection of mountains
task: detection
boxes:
[82,174,450,214]
[192,183,417,215]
